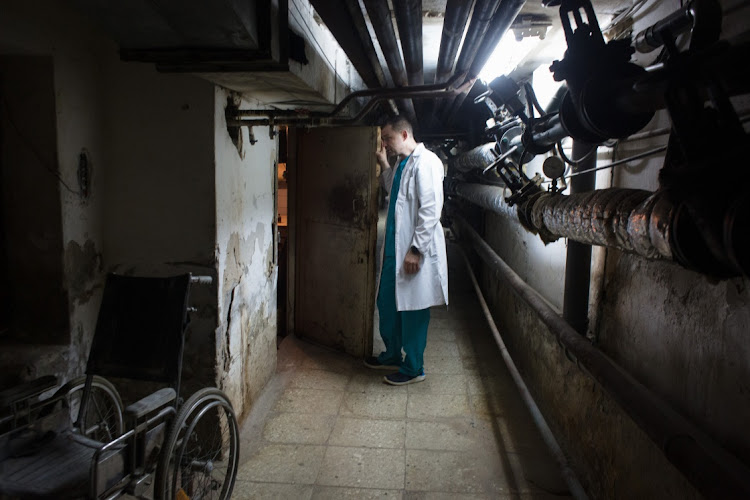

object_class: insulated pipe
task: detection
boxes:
[457,246,589,500]
[449,142,498,173]
[452,184,674,260]
[452,214,750,500]
[309,0,382,88]
[362,0,418,123]
[446,0,527,123]
[562,141,596,335]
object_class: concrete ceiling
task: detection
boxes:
[71,0,632,135]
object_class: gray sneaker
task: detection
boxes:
[383,371,426,386]
[363,356,399,370]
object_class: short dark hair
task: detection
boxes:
[382,115,413,136]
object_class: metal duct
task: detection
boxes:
[309,0,381,88]
[452,213,750,500]
[447,0,527,123]
[343,0,387,87]
[362,0,418,123]
[449,143,498,173]
[453,183,516,218]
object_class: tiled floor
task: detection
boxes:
[233,245,571,499]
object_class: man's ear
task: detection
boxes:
[401,129,409,141]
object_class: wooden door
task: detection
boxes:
[294,127,379,357]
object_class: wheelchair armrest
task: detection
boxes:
[0,375,58,407]
[124,388,176,420]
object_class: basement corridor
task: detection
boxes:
[232,244,571,499]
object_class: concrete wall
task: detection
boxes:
[476,1,750,497]
[0,1,109,386]
[214,90,278,420]
[0,1,280,420]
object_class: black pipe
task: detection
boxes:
[309,0,382,88]
[435,0,474,84]
[343,0,387,87]
[393,0,424,87]
[447,0,526,123]
[438,0,502,116]
[452,214,750,500]
[362,0,418,123]
[562,141,596,335]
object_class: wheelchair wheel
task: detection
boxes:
[57,375,124,442]
[155,387,239,500]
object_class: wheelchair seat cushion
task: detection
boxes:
[0,431,125,499]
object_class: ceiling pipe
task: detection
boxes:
[362,0,418,125]
[309,0,382,89]
[393,0,425,123]
[446,0,527,123]
[452,213,750,500]
[435,0,475,85]
[437,0,502,116]
[393,0,424,87]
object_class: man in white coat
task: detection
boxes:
[364,116,449,385]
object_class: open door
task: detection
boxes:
[294,126,379,357]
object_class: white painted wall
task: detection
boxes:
[214,89,278,419]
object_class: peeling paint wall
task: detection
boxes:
[214,89,278,420]
[475,1,750,497]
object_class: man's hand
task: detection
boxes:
[375,141,389,170]
[403,252,421,274]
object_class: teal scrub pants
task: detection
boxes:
[376,255,430,377]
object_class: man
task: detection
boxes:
[365,116,449,385]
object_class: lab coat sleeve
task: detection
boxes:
[380,165,395,194]
[411,155,444,254]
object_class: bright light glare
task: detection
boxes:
[478,31,540,83]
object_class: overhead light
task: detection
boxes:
[478,31,543,82]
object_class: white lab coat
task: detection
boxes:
[377,143,449,311]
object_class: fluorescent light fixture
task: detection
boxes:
[478,31,543,82]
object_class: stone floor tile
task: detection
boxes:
[317,446,405,489]
[406,373,467,395]
[329,417,406,448]
[263,412,335,445]
[427,328,457,342]
[290,368,351,391]
[423,355,465,374]
[424,340,461,357]
[312,486,403,499]
[273,388,343,415]
[231,481,314,499]
[405,419,492,452]
[407,393,471,419]
[347,373,396,394]
[238,444,325,484]
[404,449,508,494]
[340,391,408,419]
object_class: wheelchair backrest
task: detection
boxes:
[86,273,192,390]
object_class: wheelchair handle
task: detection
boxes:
[190,275,213,285]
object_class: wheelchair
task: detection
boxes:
[0,273,239,499]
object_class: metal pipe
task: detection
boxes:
[439,0,501,116]
[435,0,474,84]
[362,0,418,122]
[457,246,589,500]
[446,0,526,123]
[562,141,596,335]
[452,213,750,500]
[393,0,424,87]
[343,0,388,87]
[309,0,382,88]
